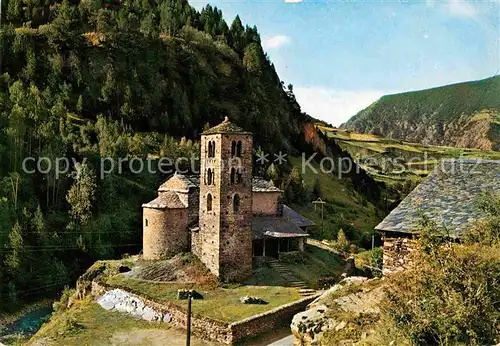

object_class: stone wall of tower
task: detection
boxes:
[219,134,253,281]
[197,134,222,276]
[197,132,253,282]
[252,192,281,216]
[187,188,200,228]
[143,207,189,260]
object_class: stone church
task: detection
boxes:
[142,117,314,282]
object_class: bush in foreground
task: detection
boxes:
[382,221,500,345]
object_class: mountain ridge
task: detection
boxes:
[341,76,500,151]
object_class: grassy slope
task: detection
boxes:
[318,127,500,187]
[105,276,302,323]
[285,244,344,289]
[246,244,345,289]
[289,156,383,244]
[342,76,500,149]
[30,245,345,344]
[29,298,180,346]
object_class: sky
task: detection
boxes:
[190,0,499,126]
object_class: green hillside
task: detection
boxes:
[342,76,500,151]
[0,0,383,313]
[318,126,500,196]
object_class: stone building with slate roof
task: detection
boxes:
[142,117,313,281]
[376,159,500,274]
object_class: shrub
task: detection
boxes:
[52,286,75,313]
[279,251,307,264]
[60,314,83,335]
[355,247,383,274]
[465,192,500,246]
[332,229,350,253]
[382,224,500,345]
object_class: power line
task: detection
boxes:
[0,243,141,253]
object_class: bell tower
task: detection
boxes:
[195,117,253,282]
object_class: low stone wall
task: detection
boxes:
[382,235,417,275]
[229,294,320,342]
[92,281,231,344]
[91,280,319,344]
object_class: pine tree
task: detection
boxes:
[5,222,23,275]
[66,163,97,225]
[312,178,322,199]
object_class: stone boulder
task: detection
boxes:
[291,304,336,345]
[308,276,369,309]
[97,289,165,322]
[291,277,384,345]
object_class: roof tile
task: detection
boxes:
[376,159,500,238]
[202,117,251,135]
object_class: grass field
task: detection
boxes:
[285,245,344,289]
[29,245,345,344]
[29,298,214,346]
[317,125,500,187]
[103,244,345,321]
[105,276,302,323]
[288,156,383,243]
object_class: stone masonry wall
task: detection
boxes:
[382,234,417,275]
[191,229,202,259]
[198,133,222,276]
[252,191,281,216]
[187,187,199,228]
[229,294,318,341]
[92,281,232,344]
[143,208,189,260]
[218,134,253,282]
[91,280,319,345]
[198,132,253,282]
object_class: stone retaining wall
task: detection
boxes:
[91,281,319,344]
[229,294,320,341]
[92,281,231,344]
[382,235,417,275]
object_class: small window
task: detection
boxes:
[236,168,243,183]
[236,141,242,157]
[207,194,212,211]
[208,141,215,158]
[231,141,236,157]
[233,194,240,213]
[207,168,214,185]
[145,219,148,227]
[230,168,236,184]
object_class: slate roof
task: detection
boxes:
[252,177,282,192]
[202,117,251,135]
[158,173,198,192]
[156,174,279,193]
[376,159,500,238]
[142,191,187,209]
[283,205,316,228]
[252,217,309,240]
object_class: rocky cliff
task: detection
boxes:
[342,76,500,151]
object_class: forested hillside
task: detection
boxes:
[0,0,383,311]
[342,76,500,151]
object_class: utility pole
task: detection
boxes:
[186,290,192,346]
[312,198,326,235]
